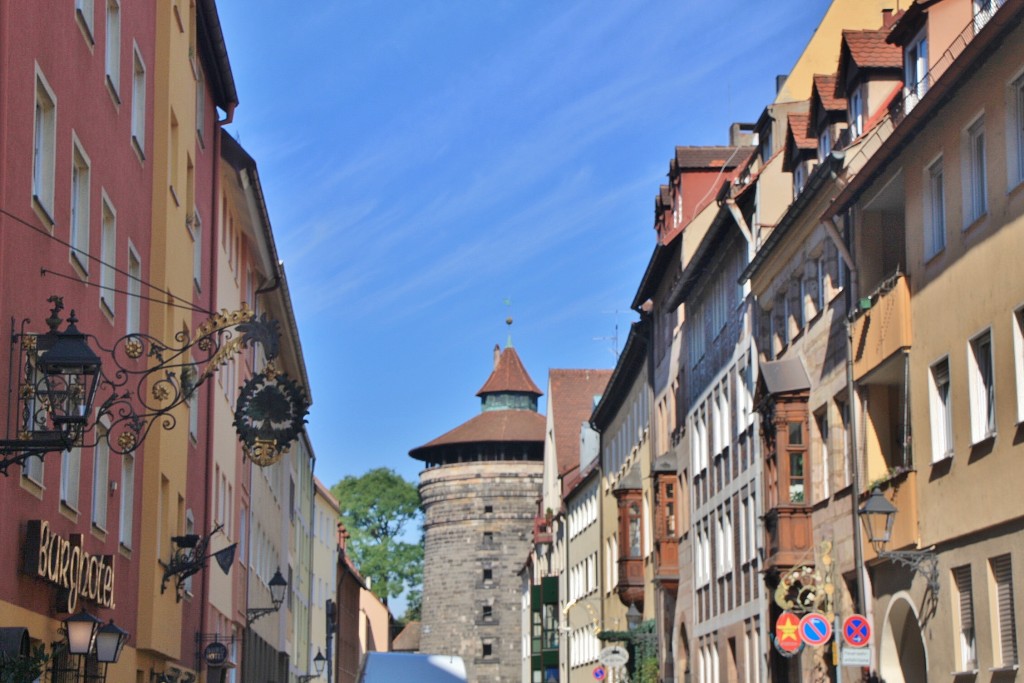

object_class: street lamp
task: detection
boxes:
[858,488,940,594]
[60,609,129,682]
[64,609,102,656]
[247,568,288,625]
[297,649,327,681]
[626,602,642,632]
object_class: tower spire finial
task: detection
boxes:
[504,297,513,348]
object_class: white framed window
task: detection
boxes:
[1014,307,1024,424]
[33,67,57,222]
[22,455,44,486]
[61,448,81,510]
[793,162,806,200]
[953,565,978,671]
[131,44,146,157]
[974,0,1003,33]
[119,451,134,548]
[964,116,988,227]
[104,0,121,98]
[904,28,929,112]
[929,357,954,462]
[76,0,95,42]
[188,380,199,440]
[191,208,202,290]
[184,510,195,593]
[924,156,946,259]
[126,245,141,334]
[818,128,832,163]
[70,138,91,271]
[815,408,830,499]
[1010,72,1024,189]
[195,64,206,145]
[92,437,109,530]
[990,554,1018,666]
[968,330,995,443]
[849,86,864,139]
[100,194,116,316]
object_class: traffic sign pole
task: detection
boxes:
[834,614,842,683]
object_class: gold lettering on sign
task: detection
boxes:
[23,520,116,612]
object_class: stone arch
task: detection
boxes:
[878,591,927,683]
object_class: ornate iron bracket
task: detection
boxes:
[879,546,940,595]
[2,297,309,474]
[160,525,235,602]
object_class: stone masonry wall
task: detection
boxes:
[419,460,543,683]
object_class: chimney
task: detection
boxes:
[338,522,349,552]
[882,8,896,27]
[493,344,501,369]
[776,74,788,94]
[729,122,756,147]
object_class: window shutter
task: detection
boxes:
[955,566,974,631]
[992,555,1018,665]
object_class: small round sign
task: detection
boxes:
[204,641,229,667]
[799,612,833,647]
[775,611,802,653]
[593,665,606,680]
[842,614,872,648]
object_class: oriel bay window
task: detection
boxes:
[757,358,813,570]
[613,470,644,607]
[653,458,680,589]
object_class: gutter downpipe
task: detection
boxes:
[840,208,868,622]
[200,105,235,683]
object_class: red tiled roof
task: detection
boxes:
[548,369,612,478]
[410,409,546,455]
[787,113,816,150]
[812,74,846,112]
[842,29,902,70]
[476,346,543,397]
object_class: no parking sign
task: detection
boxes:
[593,665,606,680]
[842,614,872,647]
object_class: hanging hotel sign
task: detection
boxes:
[22,520,116,613]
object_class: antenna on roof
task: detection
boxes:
[593,310,620,359]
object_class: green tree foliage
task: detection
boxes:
[331,468,423,604]
[0,644,50,683]
[401,587,423,622]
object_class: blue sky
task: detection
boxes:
[218,1,832,490]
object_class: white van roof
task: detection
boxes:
[357,652,467,682]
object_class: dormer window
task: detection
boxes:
[818,129,832,163]
[973,0,1002,33]
[849,87,864,138]
[760,129,773,163]
[793,163,807,200]
[904,28,929,112]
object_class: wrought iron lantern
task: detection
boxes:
[64,609,102,656]
[94,621,129,664]
[298,649,327,681]
[859,488,897,553]
[59,609,129,682]
[625,602,642,632]
[858,488,940,595]
[1,297,308,475]
[247,568,288,625]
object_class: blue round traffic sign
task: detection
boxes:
[593,665,606,680]
[799,613,833,646]
[843,614,872,647]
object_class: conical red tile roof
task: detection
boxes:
[409,409,546,459]
[476,345,543,397]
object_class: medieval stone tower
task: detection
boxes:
[410,340,545,683]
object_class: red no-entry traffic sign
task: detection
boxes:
[842,614,872,647]
[799,612,833,646]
